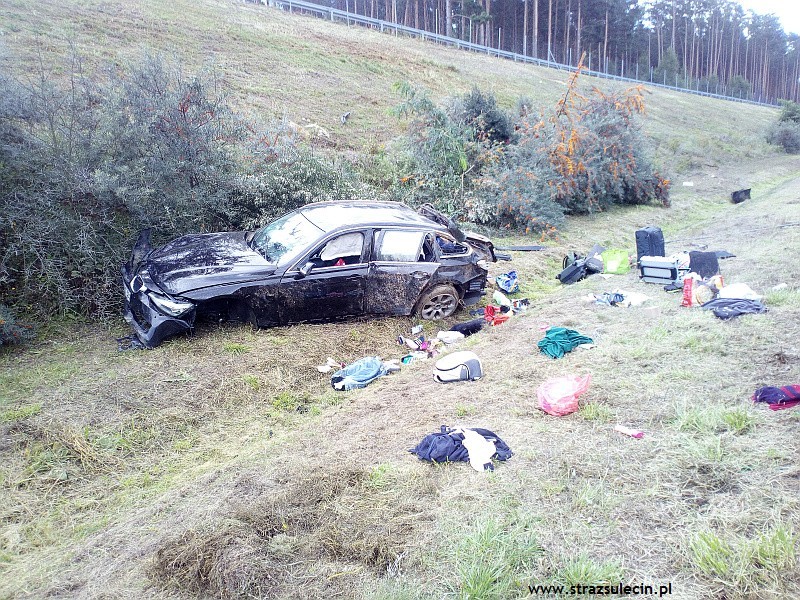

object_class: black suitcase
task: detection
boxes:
[556,260,588,284]
[635,226,665,263]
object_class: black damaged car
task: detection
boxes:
[122,201,507,348]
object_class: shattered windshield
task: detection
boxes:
[250,211,323,264]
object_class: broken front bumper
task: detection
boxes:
[122,268,195,348]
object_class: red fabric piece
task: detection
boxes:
[769,400,800,411]
[483,305,509,326]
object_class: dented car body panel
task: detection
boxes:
[122,201,502,347]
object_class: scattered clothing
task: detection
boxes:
[511,298,530,313]
[316,357,344,373]
[601,249,630,274]
[715,250,736,259]
[495,270,520,294]
[718,282,762,301]
[701,298,766,320]
[492,290,513,309]
[483,305,510,326]
[331,356,393,391]
[595,292,625,306]
[436,330,465,345]
[752,385,800,410]
[450,318,485,337]
[538,327,594,359]
[409,425,512,471]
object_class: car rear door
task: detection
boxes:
[366,229,439,316]
[278,230,369,323]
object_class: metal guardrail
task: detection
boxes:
[272,0,776,108]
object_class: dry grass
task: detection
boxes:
[0,1,799,598]
[0,0,778,166]
[149,462,438,598]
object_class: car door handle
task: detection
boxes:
[412,272,428,280]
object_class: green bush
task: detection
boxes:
[0,304,34,346]
[390,82,506,218]
[474,78,669,233]
[767,121,800,154]
[0,53,357,318]
[449,86,513,145]
[778,100,800,124]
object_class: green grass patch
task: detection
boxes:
[455,404,477,417]
[551,555,625,589]
[454,516,543,600]
[578,402,613,422]
[689,525,796,590]
[0,403,42,423]
[242,373,261,390]
[222,342,250,354]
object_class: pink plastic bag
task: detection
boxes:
[536,374,592,416]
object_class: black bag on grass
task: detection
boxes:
[635,226,665,263]
[557,259,588,284]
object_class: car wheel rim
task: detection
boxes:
[422,293,456,320]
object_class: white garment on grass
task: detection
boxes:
[460,428,496,472]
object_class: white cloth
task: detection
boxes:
[460,428,496,472]
[718,282,762,301]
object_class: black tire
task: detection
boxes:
[416,284,459,320]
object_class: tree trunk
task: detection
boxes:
[576,0,581,66]
[603,9,608,70]
[565,0,571,64]
[445,0,452,37]
[547,0,552,61]
[534,0,539,58]
[523,0,529,56]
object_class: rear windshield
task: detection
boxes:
[250,212,322,264]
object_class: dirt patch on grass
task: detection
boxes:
[150,462,437,598]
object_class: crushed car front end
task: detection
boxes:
[122,231,197,348]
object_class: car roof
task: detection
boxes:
[298,201,446,233]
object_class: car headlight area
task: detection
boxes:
[148,293,195,318]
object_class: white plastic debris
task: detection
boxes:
[436,330,465,345]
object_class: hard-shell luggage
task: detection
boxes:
[556,260,588,284]
[639,256,683,285]
[635,226,665,263]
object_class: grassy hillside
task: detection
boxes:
[0,0,779,175]
[1,1,799,599]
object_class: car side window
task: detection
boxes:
[374,230,427,262]
[310,232,365,268]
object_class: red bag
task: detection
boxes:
[681,277,696,307]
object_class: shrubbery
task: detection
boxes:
[392,72,668,234]
[389,83,505,217]
[0,304,34,346]
[475,74,668,232]
[767,100,800,154]
[0,53,359,318]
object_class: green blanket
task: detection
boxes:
[537,327,594,359]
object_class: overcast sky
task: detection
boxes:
[733,0,800,35]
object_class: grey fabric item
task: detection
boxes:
[701,298,766,320]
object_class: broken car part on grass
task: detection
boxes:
[122,202,505,348]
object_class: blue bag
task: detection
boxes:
[495,270,519,294]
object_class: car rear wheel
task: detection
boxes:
[417,284,459,320]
